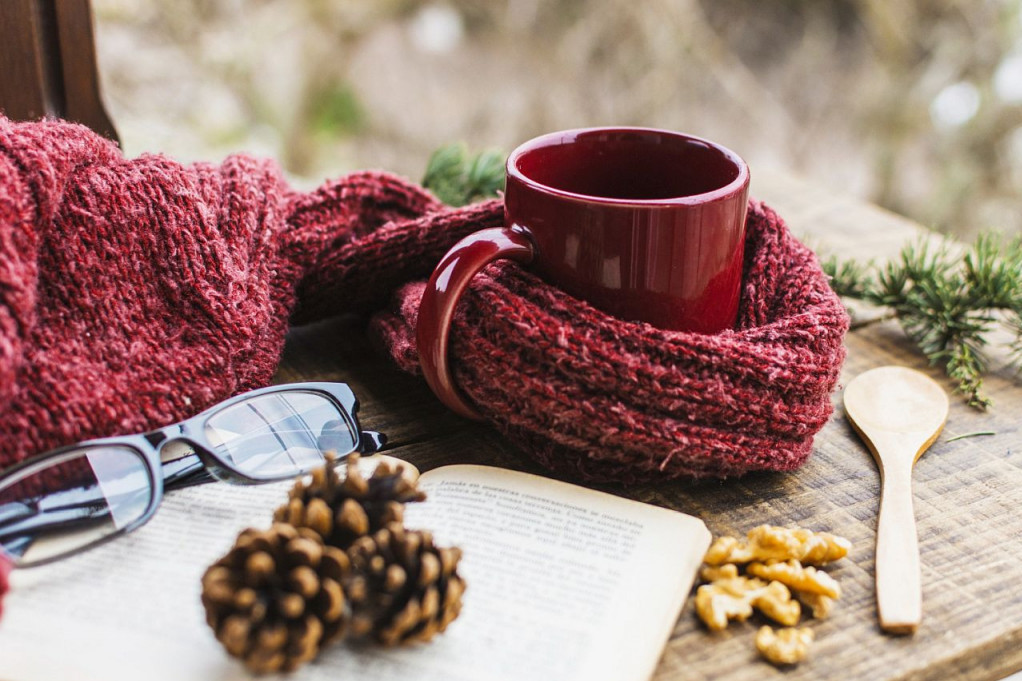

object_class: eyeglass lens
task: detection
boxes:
[203,390,357,480]
[0,446,153,567]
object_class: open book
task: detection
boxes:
[0,458,709,681]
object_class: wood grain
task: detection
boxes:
[274,171,1022,681]
[0,0,58,121]
[0,0,119,143]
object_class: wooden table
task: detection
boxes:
[275,170,1022,681]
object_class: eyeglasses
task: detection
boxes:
[0,382,385,568]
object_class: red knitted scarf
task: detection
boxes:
[0,116,848,484]
[372,200,849,483]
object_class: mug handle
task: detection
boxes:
[416,226,535,420]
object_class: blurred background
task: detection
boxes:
[93,0,1022,239]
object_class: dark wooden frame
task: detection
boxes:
[0,0,118,143]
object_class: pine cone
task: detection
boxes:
[201,524,351,673]
[274,453,426,550]
[345,523,466,646]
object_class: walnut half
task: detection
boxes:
[704,525,851,566]
[694,576,801,630]
[755,626,814,666]
[747,559,842,600]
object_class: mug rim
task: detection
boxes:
[505,126,750,208]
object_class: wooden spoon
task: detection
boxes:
[843,365,949,634]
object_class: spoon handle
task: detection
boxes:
[875,460,921,633]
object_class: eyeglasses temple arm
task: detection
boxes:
[162,454,215,491]
[359,431,387,454]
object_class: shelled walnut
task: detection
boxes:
[695,576,800,630]
[704,525,850,567]
[795,590,835,619]
[756,626,814,666]
[694,525,850,668]
[694,577,758,631]
[699,563,739,582]
[747,559,841,599]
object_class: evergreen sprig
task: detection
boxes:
[422,143,505,206]
[823,234,1022,409]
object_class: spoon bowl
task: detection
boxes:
[844,366,949,634]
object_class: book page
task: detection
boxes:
[0,461,708,681]
[392,465,711,681]
[0,478,291,681]
[0,455,399,681]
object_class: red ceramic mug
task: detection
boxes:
[417,127,750,419]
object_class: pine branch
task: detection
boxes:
[821,255,873,298]
[1007,311,1022,367]
[825,234,1022,409]
[422,143,505,206]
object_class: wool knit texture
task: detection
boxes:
[373,200,849,483]
[0,116,848,484]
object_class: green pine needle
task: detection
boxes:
[945,430,997,442]
[821,255,873,298]
[423,143,505,206]
[826,233,1022,409]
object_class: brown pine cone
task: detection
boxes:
[201,524,351,673]
[274,453,425,551]
[345,523,466,646]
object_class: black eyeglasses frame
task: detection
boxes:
[0,381,385,568]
